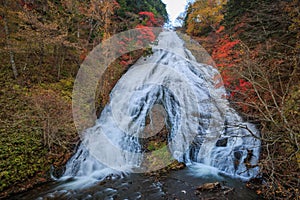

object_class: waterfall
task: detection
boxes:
[61,31,260,188]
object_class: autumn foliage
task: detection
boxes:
[185,0,227,36]
[0,0,167,197]
[139,11,158,26]
[117,11,159,68]
[184,0,300,198]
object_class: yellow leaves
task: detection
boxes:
[186,0,227,36]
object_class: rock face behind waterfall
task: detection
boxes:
[63,31,260,186]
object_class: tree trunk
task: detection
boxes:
[3,15,18,79]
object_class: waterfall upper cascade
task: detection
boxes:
[62,31,260,188]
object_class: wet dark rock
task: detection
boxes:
[145,161,186,177]
[216,138,228,147]
[234,151,243,160]
[196,182,221,191]
[50,165,65,179]
[195,182,235,199]
[170,161,186,170]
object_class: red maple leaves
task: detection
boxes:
[211,26,254,102]
[138,11,158,26]
[117,11,159,68]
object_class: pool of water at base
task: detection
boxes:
[11,164,261,200]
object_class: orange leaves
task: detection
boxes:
[139,11,158,26]
[216,25,225,33]
[214,53,227,59]
[135,12,159,46]
[136,25,156,42]
[220,40,240,52]
[211,31,241,90]
[79,49,88,62]
[232,79,253,95]
[117,11,159,68]
[117,29,156,68]
[212,36,240,61]
[208,26,255,104]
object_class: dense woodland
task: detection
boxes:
[0,0,166,197]
[0,0,299,199]
[184,0,299,199]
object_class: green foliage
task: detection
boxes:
[0,71,77,195]
[117,0,168,21]
[0,131,48,192]
[0,73,47,192]
[145,142,174,170]
[47,78,74,101]
[143,47,154,57]
[147,141,165,151]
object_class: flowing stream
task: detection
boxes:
[13,31,261,199]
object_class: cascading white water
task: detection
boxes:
[62,31,260,187]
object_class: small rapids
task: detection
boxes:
[14,31,261,199]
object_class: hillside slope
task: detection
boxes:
[0,0,167,197]
[184,0,299,199]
